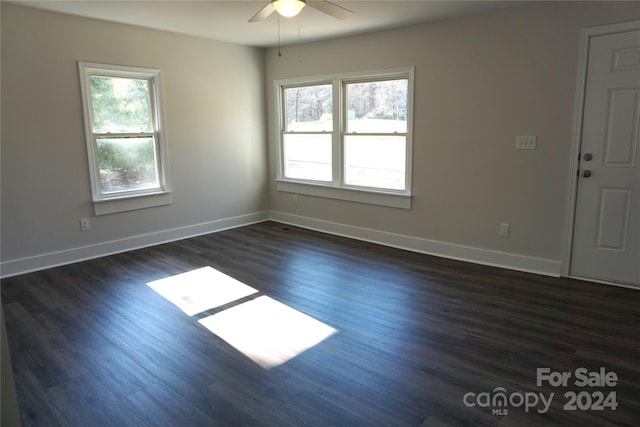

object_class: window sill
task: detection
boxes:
[93,191,173,215]
[276,180,411,209]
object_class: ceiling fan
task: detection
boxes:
[249,0,353,22]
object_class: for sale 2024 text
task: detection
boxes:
[537,367,618,412]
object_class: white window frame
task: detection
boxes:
[78,62,171,215]
[275,67,414,209]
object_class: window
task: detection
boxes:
[276,68,413,209]
[79,62,171,215]
[283,84,333,182]
[344,79,408,190]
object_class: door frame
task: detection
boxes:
[562,20,640,286]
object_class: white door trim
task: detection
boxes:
[562,19,640,280]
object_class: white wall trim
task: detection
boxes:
[276,180,411,209]
[1,209,564,279]
[562,19,640,277]
[270,211,562,277]
[0,211,270,278]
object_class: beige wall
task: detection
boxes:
[266,2,640,266]
[1,4,267,267]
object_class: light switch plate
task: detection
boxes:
[516,135,537,150]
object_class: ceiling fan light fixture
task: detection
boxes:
[271,0,305,18]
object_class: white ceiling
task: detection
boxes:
[10,1,524,48]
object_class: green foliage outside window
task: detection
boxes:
[97,138,157,193]
[90,76,153,133]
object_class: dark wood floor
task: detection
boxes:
[2,221,639,426]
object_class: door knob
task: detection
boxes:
[583,170,592,178]
[583,153,593,161]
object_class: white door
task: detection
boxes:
[571,28,640,286]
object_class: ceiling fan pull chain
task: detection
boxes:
[277,15,282,57]
[298,25,302,62]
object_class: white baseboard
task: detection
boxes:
[0,211,270,278]
[269,211,563,277]
[1,210,563,279]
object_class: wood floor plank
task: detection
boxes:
[45,373,144,426]
[11,370,69,427]
[2,221,639,426]
[191,380,298,427]
[123,381,216,427]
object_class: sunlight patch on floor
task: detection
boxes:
[199,295,338,369]
[146,266,258,316]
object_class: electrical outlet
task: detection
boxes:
[499,223,510,238]
[516,135,537,150]
[80,217,91,231]
[292,194,299,205]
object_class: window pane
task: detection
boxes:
[97,137,159,194]
[346,79,408,133]
[344,135,405,190]
[284,85,332,132]
[90,76,153,133]
[283,133,332,181]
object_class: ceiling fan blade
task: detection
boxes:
[306,0,353,20]
[248,2,275,22]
